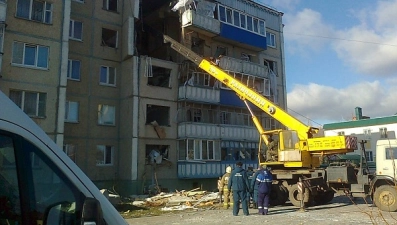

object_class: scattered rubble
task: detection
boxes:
[130,188,221,211]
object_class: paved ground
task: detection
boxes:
[125,196,397,225]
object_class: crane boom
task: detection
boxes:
[164,35,317,140]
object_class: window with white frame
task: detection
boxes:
[67,59,81,80]
[63,144,76,162]
[9,90,46,117]
[217,5,265,37]
[266,32,276,48]
[100,66,116,86]
[364,129,371,139]
[98,104,115,125]
[12,42,49,69]
[178,139,217,160]
[69,19,83,40]
[65,101,79,122]
[103,0,117,12]
[16,0,53,24]
[96,145,113,165]
[101,28,118,48]
[220,111,231,124]
[192,72,211,86]
[380,127,388,139]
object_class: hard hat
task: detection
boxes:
[226,166,232,173]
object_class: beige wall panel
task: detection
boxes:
[6,3,63,40]
[71,0,94,16]
[2,33,61,85]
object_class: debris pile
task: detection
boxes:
[132,188,221,211]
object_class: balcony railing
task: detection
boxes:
[178,85,220,103]
[181,9,220,37]
[218,56,268,78]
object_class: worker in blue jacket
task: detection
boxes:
[250,167,262,209]
[228,161,250,216]
[255,165,273,215]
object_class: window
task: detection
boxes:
[220,141,257,162]
[63,144,76,162]
[100,66,116,86]
[67,59,81,80]
[98,104,115,125]
[246,16,253,31]
[253,18,259,33]
[96,145,113,165]
[147,66,171,87]
[385,147,397,160]
[259,21,265,35]
[0,132,84,224]
[146,105,170,126]
[337,131,345,136]
[233,11,240,26]
[145,145,169,164]
[191,72,211,86]
[226,8,232,23]
[69,20,83,40]
[380,127,388,139]
[365,151,373,162]
[219,5,226,22]
[9,90,46,117]
[220,111,231,124]
[101,28,118,48]
[73,0,84,2]
[364,129,371,139]
[266,32,276,48]
[16,0,53,24]
[241,53,252,62]
[240,14,246,28]
[103,0,117,12]
[215,46,227,57]
[0,26,4,53]
[178,139,217,160]
[12,42,49,69]
[65,101,79,122]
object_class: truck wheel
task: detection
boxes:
[374,185,397,212]
[288,184,311,207]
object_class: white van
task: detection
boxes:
[0,90,127,224]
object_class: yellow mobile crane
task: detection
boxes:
[164,35,357,206]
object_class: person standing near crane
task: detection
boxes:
[228,162,250,216]
[255,165,273,215]
[219,166,233,209]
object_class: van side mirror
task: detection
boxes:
[82,197,104,225]
[44,198,103,225]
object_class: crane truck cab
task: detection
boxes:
[0,90,127,224]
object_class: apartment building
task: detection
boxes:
[0,0,285,196]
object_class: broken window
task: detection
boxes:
[96,145,113,165]
[145,145,169,165]
[98,104,115,125]
[101,28,118,48]
[63,144,76,162]
[147,66,171,87]
[146,105,170,126]
[191,37,204,56]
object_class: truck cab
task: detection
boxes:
[0,91,127,224]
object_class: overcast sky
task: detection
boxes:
[259,0,397,127]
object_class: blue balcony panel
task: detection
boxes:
[220,89,260,111]
[177,161,258,179]
[215,23,267,51]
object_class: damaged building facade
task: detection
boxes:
[0,0,285,195]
